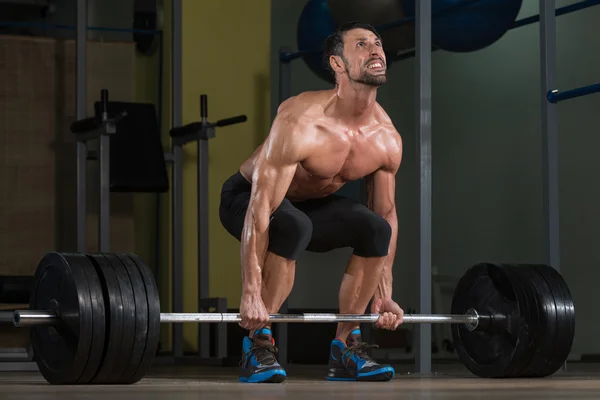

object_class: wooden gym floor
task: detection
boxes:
[1,363,600,399]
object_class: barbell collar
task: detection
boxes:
[14,309,481,327]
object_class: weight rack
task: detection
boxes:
[72,85,245,366]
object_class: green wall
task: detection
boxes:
[177,0,271,352]
[133,0,272,352]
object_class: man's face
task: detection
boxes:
[338,28,387,87]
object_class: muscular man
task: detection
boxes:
[219,22,404,383]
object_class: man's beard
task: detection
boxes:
[344,58,386,87]
[353,71,386,87]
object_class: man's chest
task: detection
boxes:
[300,126,387,181]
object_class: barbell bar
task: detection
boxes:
[13,309,483,327]
[20,252,575,385]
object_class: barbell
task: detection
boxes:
[12,252,575,384]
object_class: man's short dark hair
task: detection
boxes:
[322,22,382,81]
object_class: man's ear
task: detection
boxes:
[329,55,345,75]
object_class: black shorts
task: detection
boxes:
[218,171,392,261]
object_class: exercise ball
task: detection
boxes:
[297,0,338,84]
[327,0,414,54]
[402,0,522,52]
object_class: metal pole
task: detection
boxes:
[98,139,110,252]
[198,95,210,359]
[540,0,564,372]
[540,0,560,272]
[76,0,87,252]
[416,0,432,375]
[98,90,110,253]
[171,0,184,359]
[13,310,481,327]
[172,144,184,358]
[275,50,292,366]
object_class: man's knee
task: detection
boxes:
[268,209,313,260]
[352,212,392,258]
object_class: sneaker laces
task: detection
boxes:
[241,344,279,367]
[342,342,378,366]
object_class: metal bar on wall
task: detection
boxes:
[547,82,600,103]
[171,0,184,359]
[415,0,432,375]
[76,0,87,252]
[513,0,600,29]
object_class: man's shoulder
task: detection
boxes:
[271,91,331,139]
[277,89,333,115]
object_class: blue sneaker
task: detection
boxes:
[239,328,286,383]
[326,329,395,381]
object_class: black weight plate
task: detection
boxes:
[102,253,137,383]
[494,263,540,378]
[489,264,537,378]
[72,253,106,383]
[30,253,95,384]
[125,253,161,383]
[87,254,124,383]
[111,254,149,383]
[505,264,552,377]
[517,265,561,377]
[530,264,575,376]
[450,262,531,378]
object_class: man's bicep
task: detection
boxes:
[367,168,396,217]
[367,132,401,216]
[247,154,298,234]
[253,146,299,203]
[250,162,297,224]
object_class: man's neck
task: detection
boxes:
[330,80,378,125]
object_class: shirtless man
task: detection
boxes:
[219,22,404,383]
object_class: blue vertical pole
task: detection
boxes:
[416,0,432,375]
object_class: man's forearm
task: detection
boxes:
[240,211,269,296]
[374,211,397,300]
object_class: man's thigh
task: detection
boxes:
[219,179,313,260]
[293,194,391,256]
